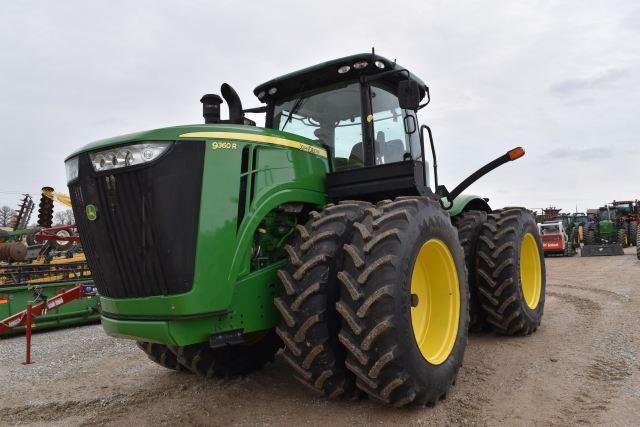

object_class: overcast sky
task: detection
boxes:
[1,1,638,215]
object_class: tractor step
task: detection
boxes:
[580,244,624,257]
[209,328,244,349]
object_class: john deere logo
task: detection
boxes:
[86,204,98,221]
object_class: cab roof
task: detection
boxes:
[253,53,427,103]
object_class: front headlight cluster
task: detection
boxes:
[65,156,79,183]
[88,141,172,172]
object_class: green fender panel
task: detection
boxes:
[445,194,491,217]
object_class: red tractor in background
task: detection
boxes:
[611,200,639,246]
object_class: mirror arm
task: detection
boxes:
[243,106,267,113]
[447,147,526,203]
[362,68,410,83]
[417,86,431,110]
[420,124,438,192]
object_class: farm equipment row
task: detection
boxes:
[536,201,639,258]
[1,188,99,337]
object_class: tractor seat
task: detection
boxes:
[380,139,405,163]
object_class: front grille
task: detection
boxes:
[69,141,205,298]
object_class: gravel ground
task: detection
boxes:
[1,247,639,426]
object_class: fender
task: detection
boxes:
[446,194,491,217]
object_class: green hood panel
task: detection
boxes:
[66,124,325,160]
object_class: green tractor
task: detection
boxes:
[65,53,545,406]
[584,205,628,247]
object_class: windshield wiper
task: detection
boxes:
[281,97,306,132]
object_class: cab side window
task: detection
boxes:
[370,84,420,165]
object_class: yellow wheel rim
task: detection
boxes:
[520,233,542,309]
[410,239,460,365]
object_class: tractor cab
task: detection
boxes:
[254,53,430,202]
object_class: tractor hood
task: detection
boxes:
[66,124,326,160]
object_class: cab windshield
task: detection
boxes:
[599,209,614,220]
[272,82,364,171]
[615,204,631,215]
[540,224,560,234]
[271,81,421,171]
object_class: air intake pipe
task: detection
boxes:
[201,94,223,124]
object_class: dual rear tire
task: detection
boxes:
[476,208,545,335]
[278,198,545,406]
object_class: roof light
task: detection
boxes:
[257,91,266,99]
[337,65,351,74]
[374,60,385,69]
[353,61,368,69]
[268,87,278,95]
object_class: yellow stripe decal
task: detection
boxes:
[179,131,327,158]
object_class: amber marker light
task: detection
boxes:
[507,147,525,160]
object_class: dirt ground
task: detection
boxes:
[1,248,639,426]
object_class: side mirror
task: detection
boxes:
[398,80,421,110]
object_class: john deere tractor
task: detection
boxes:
[584,205,628,247]
[66,53,545,407]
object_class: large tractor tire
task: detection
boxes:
[636,226,640,260]
[453,210,489,331]
[171,330,280,378]
[617,228,629,247]
[584,227,596,245]
[137,342,188,371]
[275,201,370,399]
[630,221,638,246]
[476,208,545,336]
[337,197,469,407]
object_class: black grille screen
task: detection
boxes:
[69,141,205,298]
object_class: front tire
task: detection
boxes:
[617,228,629,247]
[476,208,546,335]
[337,197,469,406]
[630,221,638,246]
[171,330,280,378]
[584,226,595,245]
[137,342,188,371]
[275,201,369,399]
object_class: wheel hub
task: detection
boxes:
[520,232,542,309]
[410,239,460,365]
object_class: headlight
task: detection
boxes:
[65,156,79,183]
[89,141,172,172]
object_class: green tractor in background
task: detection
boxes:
[66,53,545,406]
[584,205,628,247]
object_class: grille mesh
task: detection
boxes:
[70,142,204,298]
